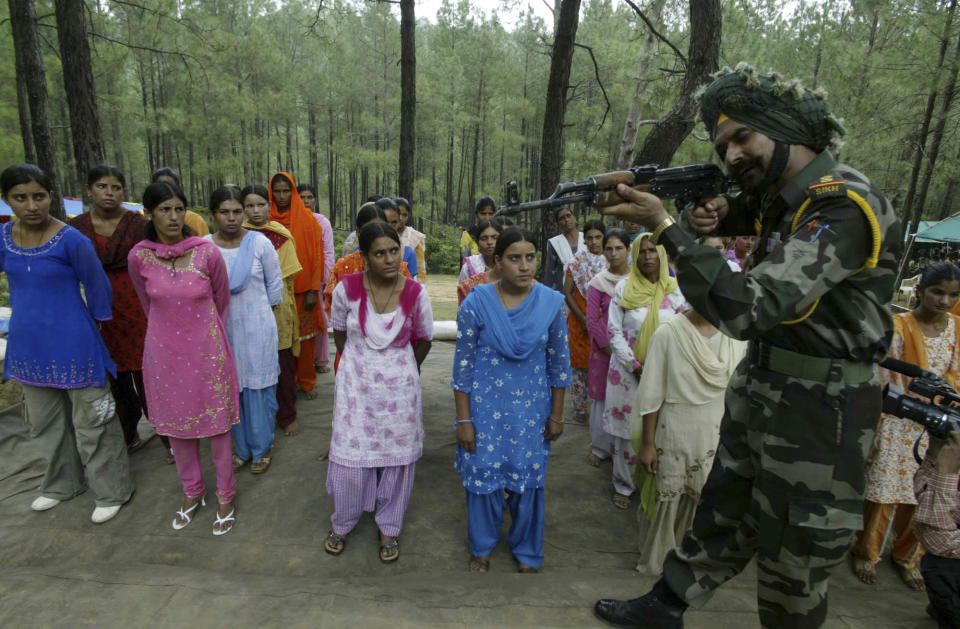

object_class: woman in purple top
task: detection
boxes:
[128,181,240,536]
[0,163,132,524]
[585,229,631,467]
[297,183,335,373]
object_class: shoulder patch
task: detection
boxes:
[807,176,848,200]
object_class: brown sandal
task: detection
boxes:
[250,453,271,474]
[612,494,631,509]
[324,531,347,556]
[232,454,247,471]
[517,564,539,574]
[469,556,490,572]
[379,538,400,564]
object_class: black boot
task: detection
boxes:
[594,580,687,628]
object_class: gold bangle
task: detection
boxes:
[549,417,564,425]
[651,216,676,244]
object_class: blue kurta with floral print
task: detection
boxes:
[452,282,570,494]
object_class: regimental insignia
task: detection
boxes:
[808,177,847,199]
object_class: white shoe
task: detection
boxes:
[91,505,122,524]
[31,496,61,512]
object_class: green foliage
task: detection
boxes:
[0,0,956,227]
[425,224,462,275]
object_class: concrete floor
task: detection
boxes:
[0,342,939,628]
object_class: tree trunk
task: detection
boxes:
[616,0,665,169]
[539,0,581,199]
[903,0,956,230]
[8,0,63,218]
[11,34,35,163]
[912,27,960,230]
[444,130,454,223]
[398,0,416,201]
[633,0,722,167]
[55,0,103,190]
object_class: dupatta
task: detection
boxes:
[469,282,563,361]
[341,272,423,347]
[268,172,324,293]
[226,231,258,294]
[619,233,678,363]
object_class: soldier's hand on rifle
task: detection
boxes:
[688,197,730,234]
[597,184,670,230]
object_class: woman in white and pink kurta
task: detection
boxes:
[324,222,433,563]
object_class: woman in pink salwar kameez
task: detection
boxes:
[323,221,433,564]
[128,181,240,536]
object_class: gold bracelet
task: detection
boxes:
[651,216,676,244]
[549,417,564,425]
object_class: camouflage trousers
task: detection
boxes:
[662,358,881,629]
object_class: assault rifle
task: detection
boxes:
[495,163,730,217]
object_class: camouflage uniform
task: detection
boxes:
[655,149,902,628]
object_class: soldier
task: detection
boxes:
[593,63,902,628]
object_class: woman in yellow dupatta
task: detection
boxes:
[602,233,687,509]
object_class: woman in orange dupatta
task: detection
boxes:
[853,262,960,589]
[269,172,325,400]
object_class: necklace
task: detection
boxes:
[18,221,52,272]
[366,272,400,313]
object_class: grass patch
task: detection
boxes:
[426,274,459,321]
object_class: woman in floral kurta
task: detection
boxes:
[603,234,686,509]
[853,262,960,589]
[585,229,631,466]
[453,227,569,573]
[324,222,433,563]
[128,181,240,536]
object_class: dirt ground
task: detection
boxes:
[0,341,940,628]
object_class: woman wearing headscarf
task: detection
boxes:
[632,308,746,574]
[268,172,325,400]
[602,233,686,510]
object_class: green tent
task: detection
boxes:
[916,215,960,243]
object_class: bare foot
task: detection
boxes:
[853,556,877,585]
[317,446,330,461]
[284,420,300,437]
[586,454,601,467]
[304,388,319,400]
[897,563,926,591]
[316,365,331,374]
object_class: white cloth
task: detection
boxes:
[548,232,584,268]
[459,253,486,282]
[207,233,284,390]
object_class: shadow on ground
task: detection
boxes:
[0,342,937,628]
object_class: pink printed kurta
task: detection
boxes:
[128,237,240,438]
[585,286,614,401]
[329,275,433,468]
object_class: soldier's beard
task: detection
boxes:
[730,157,766,193]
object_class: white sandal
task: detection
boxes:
[212,506,236,536]
[172,495,205,530]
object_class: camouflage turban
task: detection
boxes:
[697,63,846,153]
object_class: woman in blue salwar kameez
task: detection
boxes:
[452,226,570,573]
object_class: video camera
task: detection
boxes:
[881,357,960,439]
